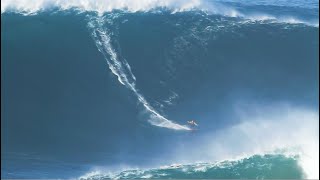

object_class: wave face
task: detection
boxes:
[1,0,319,179]
[79,154,304,179]
[83,9,318,131]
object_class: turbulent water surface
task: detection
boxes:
[1,0,319,179]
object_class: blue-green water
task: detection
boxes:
[80,154,304,179]
[1,0,319,179]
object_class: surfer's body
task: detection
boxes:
[187,120,198,128]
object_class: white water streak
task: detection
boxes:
[88,16,190,131]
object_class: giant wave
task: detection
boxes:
[1,0,319,179]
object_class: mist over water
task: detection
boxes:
[1,0,319,179]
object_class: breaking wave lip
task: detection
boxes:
[87,16,190,131]
[1,0,318,27]
[238,14,319,27]
[0,0,203,14]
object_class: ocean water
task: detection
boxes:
[1,0,319,179]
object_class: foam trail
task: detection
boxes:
[88,16,190,131]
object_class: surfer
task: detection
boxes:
[187,120,198,127]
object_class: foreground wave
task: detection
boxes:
[80,154,304,179]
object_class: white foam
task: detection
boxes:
[2,0,317,27]
[1,0,202,14]
[79,170,102,179]
[140,174,153,178]
[243,14,318,26]
[193,164,209,172]
[88,16,190,131]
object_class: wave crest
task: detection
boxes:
[1,0,202,14]
[2,0,318,26]
[79,154,304,179]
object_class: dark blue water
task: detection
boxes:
[1,0,319,178]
